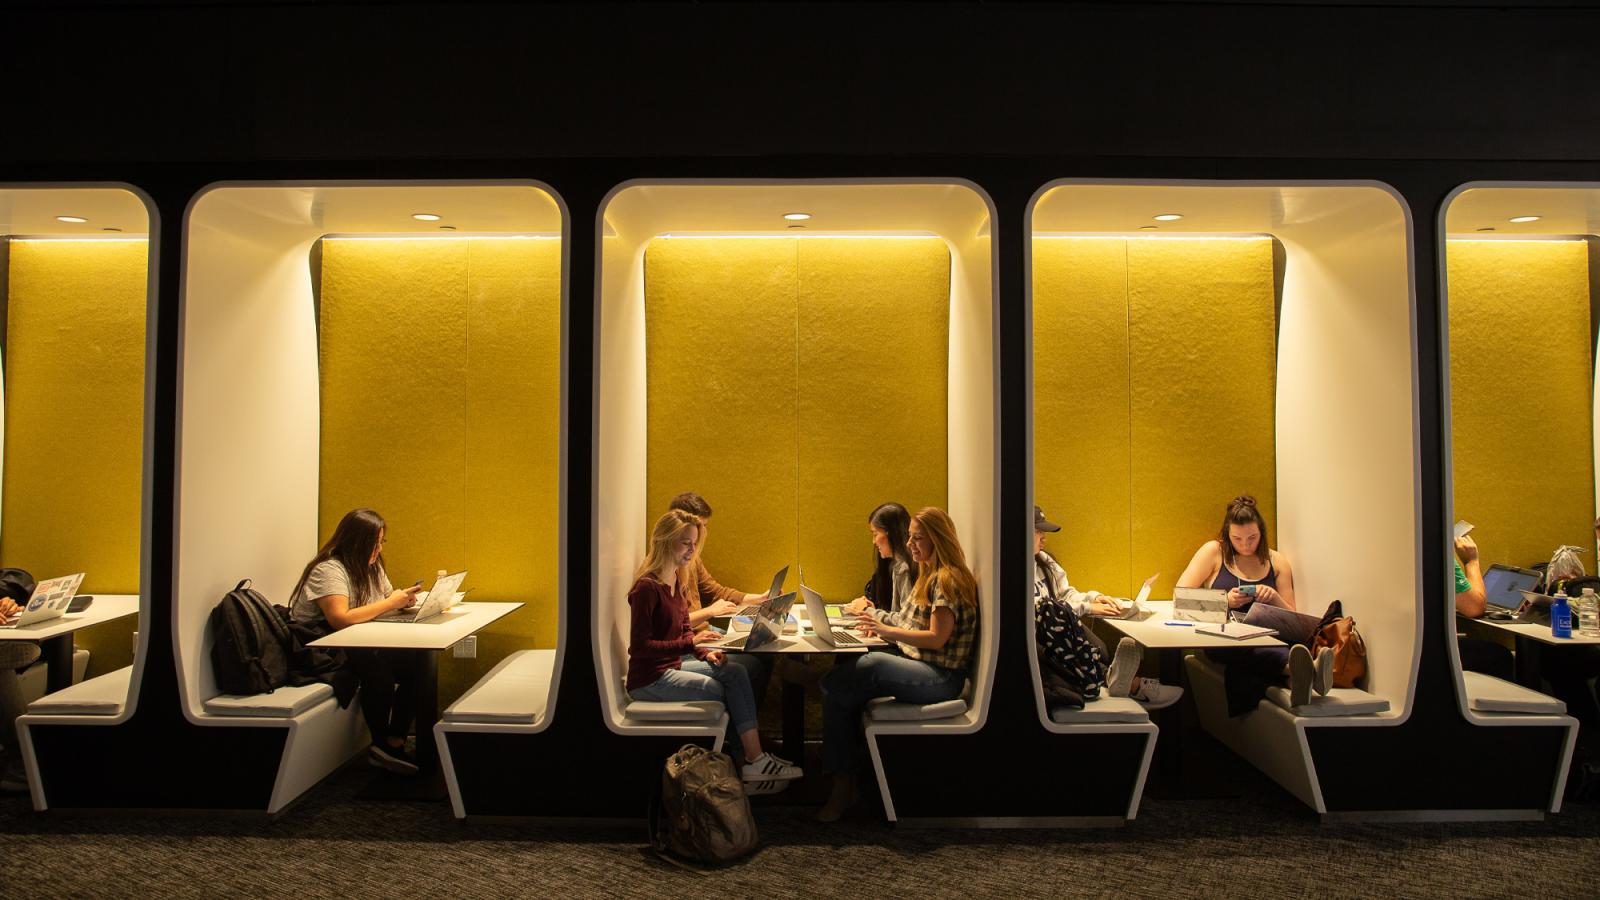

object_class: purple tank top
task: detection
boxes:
[1212,558,1277,615]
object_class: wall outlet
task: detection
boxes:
[452,636,477,659]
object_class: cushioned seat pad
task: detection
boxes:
[444,649,554,725]
[1264,685,1390,717]
[1049,696,1149,724]
[1463,670,1566,714]
[624,700,725,722]
[203,682,333,718]
[867,696,969,721]
[27,666,131,716]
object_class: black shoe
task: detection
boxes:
[368,743,419,775]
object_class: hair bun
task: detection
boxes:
[1235,495,1256,507]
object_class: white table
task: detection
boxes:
[1460,614,1600,689]
[310,601,522,777]
[0,594,139,693]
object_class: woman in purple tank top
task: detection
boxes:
[1177,496,1330,714]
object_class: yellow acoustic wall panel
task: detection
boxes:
[645,238,949,603]
[645,239,801,594]
[4,239,146,676]
[1033,237,1277,599]
[319,238,561,701]
[1031,238,1133,595]
[1448,239,1594,571]
[796,238,949,603]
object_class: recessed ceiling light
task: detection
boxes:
[783,213,811,221]
[1476,227,1496,232]
[1509,215,1541,223]
[412,213,442,222]
[102,227,123,233]
[438,225,457,231]
[56,215,88,224]
[1153,214,1183,221]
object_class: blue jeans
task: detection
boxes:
[820,651,966,775]
[630,654,758,736]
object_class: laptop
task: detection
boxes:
[717,591,796,652]
[799,583,880,648]
[375,570,467,623]
[729,566,788,618]
[1108,573,1158,621]
[0,573,85,629]
[1481,564,1540,620]
[1241,602,1322,644]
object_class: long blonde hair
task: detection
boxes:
[909,507,978,608]
[635,509,703,599]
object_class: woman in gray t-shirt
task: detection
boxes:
[289,508,424,775]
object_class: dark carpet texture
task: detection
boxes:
[2,755,1598,900]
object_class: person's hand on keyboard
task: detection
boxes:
[694,629,723,644]
[0,597,16,625]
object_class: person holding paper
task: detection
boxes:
[817,507,979,823]
[1178,495,1329,713]
[1033,505,1180,709]
[1451,532,1514,680]
[627,509,802,788]
[289,508,428,775]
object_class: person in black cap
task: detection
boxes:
[1033,505,1181,709]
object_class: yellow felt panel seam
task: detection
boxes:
[1032,237,1277,599]
[1031,238,1133,595]
[1448,239,1594,570]
[1128,237,1277,597]
[796,238,949,602]
[645,239,800,591]
[4,239,147,676]
[319,238,562,702]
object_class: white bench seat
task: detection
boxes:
[1049,696,1149,724]
[444,649,554,725]
[204,682,334,718]
[1463,670,1566,715]
[623,699,725,723]
[1264,685,1390,717]
[865,679,973,722]
[27,666,131,716]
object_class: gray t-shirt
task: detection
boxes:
[290,559,393,630]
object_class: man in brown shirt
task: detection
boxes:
[669,492,769,632]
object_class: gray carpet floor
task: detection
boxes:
[3,754,1598,900]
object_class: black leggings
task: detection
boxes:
[345,648,420,742]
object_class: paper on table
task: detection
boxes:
[1454,520,1475,541]
[1195,622,1277,640]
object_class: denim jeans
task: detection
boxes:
[631,654,758,735]
[820,650,965,775]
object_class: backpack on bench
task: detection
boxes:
[209,579,294,695]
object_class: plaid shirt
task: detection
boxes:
[875,579,979,671]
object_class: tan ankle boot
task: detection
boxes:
[815,774,859,823]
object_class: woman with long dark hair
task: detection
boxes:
[289,508,425,774]
[846,502,916,616]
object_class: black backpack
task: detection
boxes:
[648,744,758,868]
[209,579,294,696]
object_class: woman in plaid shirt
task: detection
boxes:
[816,507,979,822]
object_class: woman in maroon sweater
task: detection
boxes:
[627,509,801,785]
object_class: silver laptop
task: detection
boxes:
[730,566,788,618]
[1482,564,1540,619]
[800,583,875,648]
[717,591,795,652]
[0,573,85,629]
[375,570,467,623]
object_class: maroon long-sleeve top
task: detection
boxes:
[626,572,709,692]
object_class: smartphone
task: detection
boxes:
[1238,584,1257,597]
[67,595,94,614]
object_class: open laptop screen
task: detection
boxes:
[1483,564,1540,611]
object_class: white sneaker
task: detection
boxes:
[1106,637,1140,698]
[744,779,790,796]
[1289,644,1314,708]
[1130,678,1184,710]
[1314,647,1335,696]
[742,752,803,783]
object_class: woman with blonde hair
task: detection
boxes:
[626,509,801,786]
[816,506,980,822]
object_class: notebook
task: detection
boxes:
[1195,621,1277,640]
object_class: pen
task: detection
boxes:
[1164,622,1193,627]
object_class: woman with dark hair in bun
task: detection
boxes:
[1177,495,1330,713]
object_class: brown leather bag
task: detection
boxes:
[1312,614,1368,689]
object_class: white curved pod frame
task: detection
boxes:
[3,185,158,810]
[1438,182,1591,810]
[175,182,567,812]
[1025,182,1423,778]
[593,180,999,739]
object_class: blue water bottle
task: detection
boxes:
[1552,593,1574,639]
